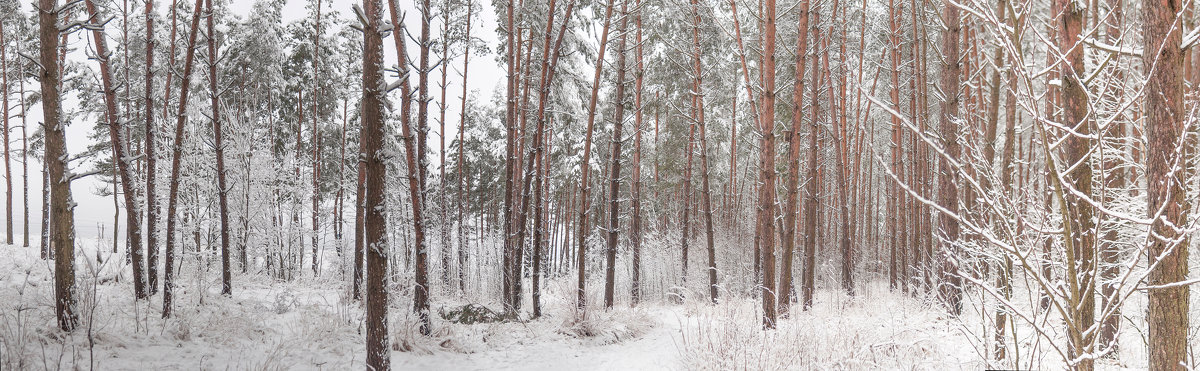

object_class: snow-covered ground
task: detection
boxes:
[0,239,1144,370]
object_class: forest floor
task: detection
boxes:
[0,241,1148,370]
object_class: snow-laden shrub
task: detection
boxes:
[678,286,980,370]
[272,290,299,314]
[559,306,655,345]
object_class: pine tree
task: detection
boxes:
[1143,0,1189,367]
[361,0,390,366]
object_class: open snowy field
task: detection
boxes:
[0,241,993,370]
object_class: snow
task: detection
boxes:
[0,240,1027,370]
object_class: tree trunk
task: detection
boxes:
[1,18,10,246]
[824,5,853,296]
[1098,0,1124,354]
[386,0,430,334]
[205,0,231,296]
[575,0,615,311]
[802,17,821,310]
[162,0,206,318]
[20,56,28,249]
[500,0,519,311]
[685,0,719,304]
[603,0,629,309]
[887,0,905,292]
[758,0,779,328]
[935,0,962,315]
[310,0,323,277]
[456,0,474,296]
[151,0,180,296]
[353,154,365,300]
[40,0,78,332]
[1143,0,1189,368]
[1056,1,1095,367]
[40,158,48,260]
[778,0,810,317]
[361,0,390,368]
[83,0,148,300]
[437,0,451,289]
[630,1,644,305]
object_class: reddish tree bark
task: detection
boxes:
[204,0,232,295]
[162,0,206,318]
[758,0,779,328]
[935,0,962,315]
[40,0,78,332]
[1055,0,1095,367]
[83,0,149,300]
[456,0,474,295]
[575,0,615,311]
[778,0,810,316]
[1098,0,1124,354]
[802,16,821,310]
[602,0,630,309]
[361,0,389,367]
[630,0,645,305]
[1143,0,1189,368]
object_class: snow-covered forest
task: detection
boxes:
[0,0,1196,368]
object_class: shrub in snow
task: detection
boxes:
[440,303,504,324]
[273,291,299,314]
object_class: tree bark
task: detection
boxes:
[575,0,615,311]
[204,0,231,296]
[386,0,430,334]
[758,0,779,328]
[802,17,821,310]
[310,0,323,277]
[1056,1,1095,367]
[83,0,149,300]
[685,0,718,305]
[456,0,474,296]
[935,0,962,315]
[1143,0,1189,368]
[778,0,810,317]
[162,0,206,318]
[1098,0,1124,354]
[40,0,78,332]
[603,0,629,309]
[1,17,10,246]
[361,0,390,367]
[630,1,644,305]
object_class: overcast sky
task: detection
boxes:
[12,0,504,240]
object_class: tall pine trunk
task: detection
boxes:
[778,0,810,316]
[163,0,206,318]
[455,0,474,295]
[205,0,231,296]
[758,0,779,328]
[1143,0,1189,368]
[40,0,78,332]
[361,0,389,367]
[630,0,645,306]
[575,0,614,311]
[1055,1,1095,367]
[1,18,10,246]
[603,0,629,309]
[83,0,148,300]
[935,0,962,315]
[385,0,429,334]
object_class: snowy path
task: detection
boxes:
[400,307,685,371]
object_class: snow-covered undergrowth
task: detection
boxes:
[0,241,665,369]
[676,282,980,370]
[0,238,996,370]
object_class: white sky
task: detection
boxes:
[11,0,504,240]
